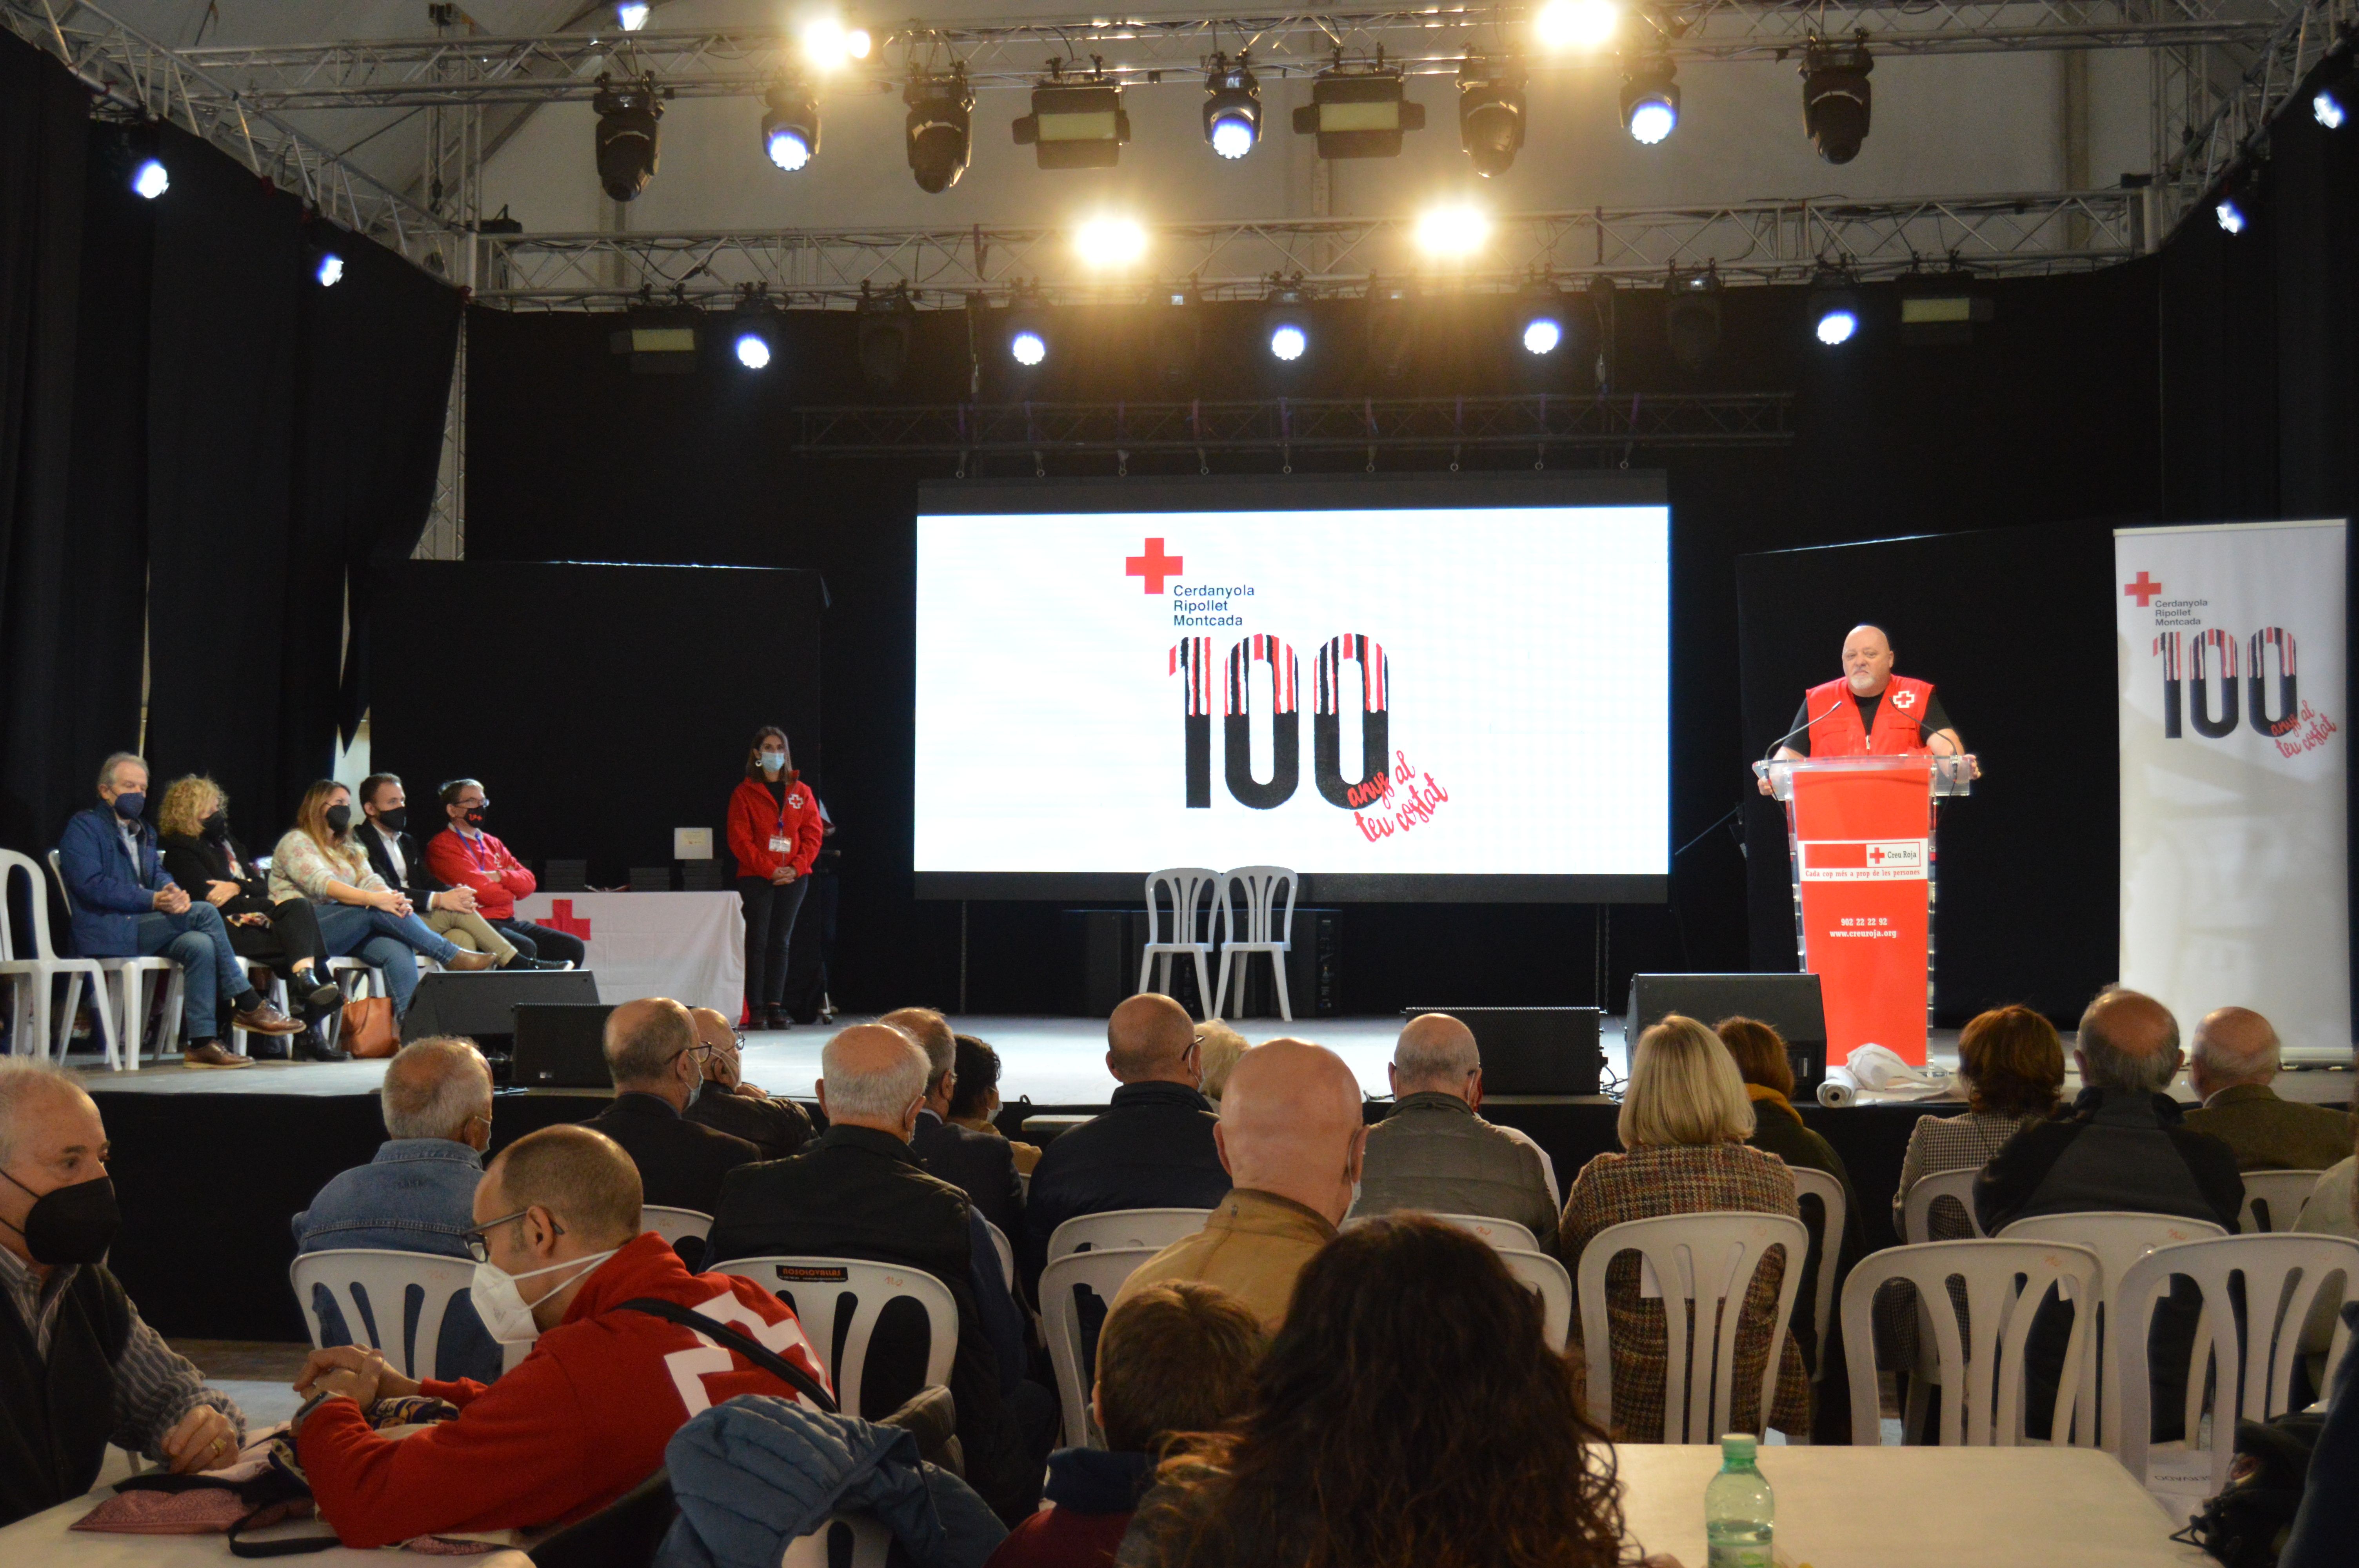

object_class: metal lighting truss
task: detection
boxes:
[2150,0,2358,237]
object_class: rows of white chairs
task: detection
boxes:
[1140,865,1299,1023]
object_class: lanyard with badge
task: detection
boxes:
[769,791,793,856]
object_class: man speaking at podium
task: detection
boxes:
[1756,624,1977,794]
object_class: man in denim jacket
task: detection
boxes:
[294,1037,502,1380]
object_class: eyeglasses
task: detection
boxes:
[463,1207,563,1263]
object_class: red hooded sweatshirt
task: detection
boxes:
[726,774,823,880]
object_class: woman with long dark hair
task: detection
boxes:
[1118,1215,1648,1568]
[725,726,823,1030]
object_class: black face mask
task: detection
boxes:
[199,809,228,842]
[324,804,353,832]
[463,808,488,828]
[1,1168,121,1267]
[375,807,408,833]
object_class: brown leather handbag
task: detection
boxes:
[338,995,399,1058]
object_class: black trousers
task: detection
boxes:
[490,917,586,967]
[737,875,810,1011]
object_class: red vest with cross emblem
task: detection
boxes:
[1805,674,1936,756]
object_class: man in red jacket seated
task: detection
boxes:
[289,1124,829,1548]
[422,778,586,968]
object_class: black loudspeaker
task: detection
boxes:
[1404,1006,1603,1095]
[1238,909,1341,1020]
[401,969,603,1046]
[1625,973,1829,1091]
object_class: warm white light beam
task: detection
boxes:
[1536,0,1617,50]
[1073,216,1149,269]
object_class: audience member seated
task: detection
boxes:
[892,1006,1027,1237]
[1026,995,1232,1283]
[1349,1012,1561,1249]
[2181,1005,2355,1171]
[293,1037,503,1382]
[1118,1216,1636,1568]
[1112,1038,1366,1334]
[583,1000,760,1232]
[423,777,586,967]
[1893,1005,2066,1237]
[682,1006,814,1160]
[56,752,303,1068]
[156,773,344,1056]
[987,1282,1262,1568]
[2293,1122,2359,1403]
[1557,1014,1810,1442]
[291,1124,830,1548]
[952,1034,1042,1177]
[2283,1154,2359,1568]
[356,773,543,971]
[1194,1023,1248,1107]
[706,1024,1041,1524]
[269,779,499,1016]
[0,1062,247,1526]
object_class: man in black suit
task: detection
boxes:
[356,774,556,970]
[884,1007,1026,1238]
[582,999,759,1261]
[684,1006,814,1160]
[707,1024,1041,1526]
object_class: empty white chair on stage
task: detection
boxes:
[1901,1167,1986,1244]
[1838,1238,2102,1447]
[290,1249,480,1383]
[46,848,177,1069]
[1496,1247,1574,1352]
[2239,1170,2326,1235]
[1342,1212,1541,1252]
[1139,867,1221,1021]
[1047,1207,1212,1264]
[1575,1211,1810,1443]
[1212,865,1298,1022]
[2112,1232,2359,1499]
[723,1256,957,1421]
[0,848,112,1064]
[1788,1166,1849,1385]
[1040,1245,1163,1448]
[780,1515,891,1568]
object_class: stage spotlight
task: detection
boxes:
[1620,57,1679,144]
[729,289,781,370]
[1014,81,1131,170]
[1514,278,1568,358]
[1809,280,1862,347]
[1203,55,1261,160]
[762,84,820,171]
[131,156,170,199]
[2215,191,2249,234]
[904,67,974,193]
[1536,0,1617,50]
[1802,39,1874,164]
[314,250,345,287]
[1523,315,1561,355]
[802,18,871,71]
[1265,290,1312,363]
[1665,272,1722,367]
[1006,307,1049,368]
[1414,202,1488,259]
[856,284,914,390]
[2314,60,2353,129]
[616,2,650,29]
[1457,59,1527,178]
[592,75,664,201]
[1269,322,1307,361]
[1293,67,1426,160]
[1074,216,1148,269]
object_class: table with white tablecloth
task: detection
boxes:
[512,891,743,1011]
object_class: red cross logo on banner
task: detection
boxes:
[2124,571,2163,606]
[1125,538,1183,593]
[1869,847,1887,864]
[543,898,593,939]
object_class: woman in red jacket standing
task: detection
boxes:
[727,726,824,1031]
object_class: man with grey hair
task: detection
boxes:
[293,1037,503,1381]
[0,1061,247,1526]
[2182,1006,2355,1171]
[582,998,758,1230]
[708,1024,1045,1524]
[682,1006,813,1159]
[889,1005,1025,1235]
[1348,1013,1560,1249]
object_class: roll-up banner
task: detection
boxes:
[2115,520,2349,1058]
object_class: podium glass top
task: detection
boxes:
[1758,754,1974,801]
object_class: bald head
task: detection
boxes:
[818,1024,930,1137]
[2077,987,2184,1095]
[1392,1013,1481,1102]
[485,1123,642,1249]
[1842,624,1895,697]
[1108,993,1201,1088]
[381,1036,493,1145]
[687,1007,741,1087]
[880,1007,958,1112]
[2190,1006,2281,1098]
[1216,1038,1368,1225]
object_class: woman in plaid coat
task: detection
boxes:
[1557,1015,1811,1441]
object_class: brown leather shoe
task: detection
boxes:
[230,1002,305,1036]
[444,948,499,972]
[184,1041,254,1069]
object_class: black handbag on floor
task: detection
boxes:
[2172,1410,2327,1568]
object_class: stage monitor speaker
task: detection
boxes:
[1238,909,1341,1020]
[1405,1006,1602,1095]
[1625,973,1828,1092]
[401,969,602,1046]
[511,1003,618,1089]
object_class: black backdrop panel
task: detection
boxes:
[371,562,823,886]
[1736,522,2118,1024]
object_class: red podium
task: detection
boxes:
[1760,755,1974,1066]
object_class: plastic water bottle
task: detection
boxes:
[1704,1432,1774,1568]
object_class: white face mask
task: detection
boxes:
[469,1248,617,1344]
[760,751,785,773]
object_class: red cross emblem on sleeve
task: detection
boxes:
[1891,689,1917,710]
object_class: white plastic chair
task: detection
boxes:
[723,1256,958,1421]
[328,955,391,999]
[780,1515,891,1568]
[643,1206,713,1248]
[0,848,112,1063]
[1212,865,1297,1022]
[1343,1212,1542,1252]
[1901,1167,1987,1244]
[1838,1238,2102,1446]
[2112,1233,2359,1499]
[1139,867,1221,1022]
[2239,1171,2326,1235]
[289,1249,481,1383]
[46,848,179,1069]
[1575,1212,1811,1443]
[1047,1207,1213,1264]
[1788,1167,1849,1384]
[1040,1245,1163,1448]
[984,1219,1016,1294]
[1497,1247,1574,1351]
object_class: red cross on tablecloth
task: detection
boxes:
[543,898,592,939]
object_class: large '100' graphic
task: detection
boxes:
[1169,633,1390,809]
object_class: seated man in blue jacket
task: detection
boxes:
[56,753,302,1068]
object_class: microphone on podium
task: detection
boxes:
[1759,702,1846,766]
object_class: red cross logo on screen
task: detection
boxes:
[543,898,593,939]
[1125,537,1183,593]
[2125,571,2163,606]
